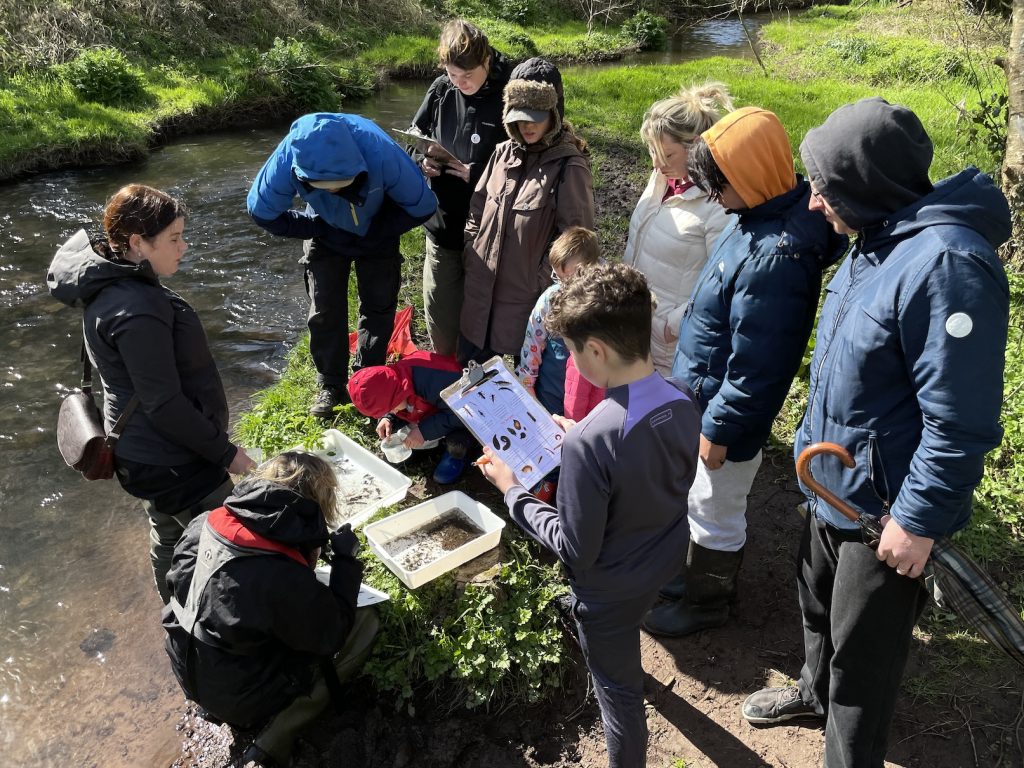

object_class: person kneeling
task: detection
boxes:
[162,452,379,767]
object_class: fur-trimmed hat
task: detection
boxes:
[503,77,562,145]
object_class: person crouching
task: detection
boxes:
[162,452,379,767]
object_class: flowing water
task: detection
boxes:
[0,16,764,766]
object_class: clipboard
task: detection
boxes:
[441,358,565,487]
[392,128,465,168]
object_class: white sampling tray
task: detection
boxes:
[296,428,412,529]
[363,491,505,589]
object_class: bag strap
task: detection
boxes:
[80,335,139,444]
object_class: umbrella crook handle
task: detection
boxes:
[795,442,862,525]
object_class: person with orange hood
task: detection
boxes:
[643,107,849,638]
[346,351,472,484]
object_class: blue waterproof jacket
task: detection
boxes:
[247,113,436,254]
[672,177,848,462]
[798,168,1009,539]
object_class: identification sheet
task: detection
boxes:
[441,357,565,487]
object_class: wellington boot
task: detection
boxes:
[658,572,687,601]
[642,599,729,637]
[643,543,744,638]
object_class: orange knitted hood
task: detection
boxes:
[702,107,795,208]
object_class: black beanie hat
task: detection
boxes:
[800,97,933,231]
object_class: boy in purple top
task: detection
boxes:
[479,262,701,768]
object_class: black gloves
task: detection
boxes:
[329,524,360,561]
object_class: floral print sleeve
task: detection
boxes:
[516,285,560,389]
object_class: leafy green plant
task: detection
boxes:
[619,10,667,52]
[966,90,1009,165]
[58,48,150,107]
[361,532,569,711]
[496,0,535,25]
[258,37,339,111]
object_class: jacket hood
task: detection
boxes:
[800,97,934,231]
[223,477,328,547]
[861,166,1010,252]
[47,229,159,307]
[287,113,368,184]
[702,107,795,208]
[348,364,412,419]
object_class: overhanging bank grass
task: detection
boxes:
[0,5,642,179]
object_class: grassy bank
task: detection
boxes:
[235,0,1023,713]
[0,0,665,180]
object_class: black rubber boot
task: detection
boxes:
[658,572,687,601]
[643,542,744,638]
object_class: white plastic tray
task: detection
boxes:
[295,428,412,529]
[363,491,505,589]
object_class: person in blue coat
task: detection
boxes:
[247,113,437,417]
[643,107,848,639]
[742,98,1010,768]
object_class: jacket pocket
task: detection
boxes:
[802,417,883,522]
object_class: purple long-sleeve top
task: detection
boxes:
[504,371,701,600]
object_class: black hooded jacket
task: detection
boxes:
[162,478,363,727]
[410,48,511,250]
[47,230,235,468]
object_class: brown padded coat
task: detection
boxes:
[460,133,595,354]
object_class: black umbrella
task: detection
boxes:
[797,442,1024,668]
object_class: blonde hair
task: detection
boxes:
[253,451,340,529]
[640,82,734,167]
[438,19,490,71]
[549,226,600,271]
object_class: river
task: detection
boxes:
[0,16,763,767]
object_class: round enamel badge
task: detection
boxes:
[471,133,481,144]
[945,312,973,338]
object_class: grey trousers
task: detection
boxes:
[574,590,660,768]
[254,607,381,764]
[422,237,465,357]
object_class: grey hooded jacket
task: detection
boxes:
[47,230,235,468]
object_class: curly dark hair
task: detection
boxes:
[545,262,653,363]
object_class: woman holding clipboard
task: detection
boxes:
[409,20,511,357]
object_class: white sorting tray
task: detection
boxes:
[296,428,412,529]
[363,491,505,589]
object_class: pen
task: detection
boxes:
[472,457,491,466]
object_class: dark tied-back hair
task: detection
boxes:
[686,137,731,204]
[545,262,653,363]
[102,184,187,253]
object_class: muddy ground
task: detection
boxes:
[167,143,1024,768]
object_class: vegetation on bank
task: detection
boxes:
[0,0,668,180]
[236,0,1024,713]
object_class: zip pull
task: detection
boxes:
[350,203,359,227]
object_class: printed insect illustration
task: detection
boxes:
[491,434,511,451]
[526,412,537,423]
